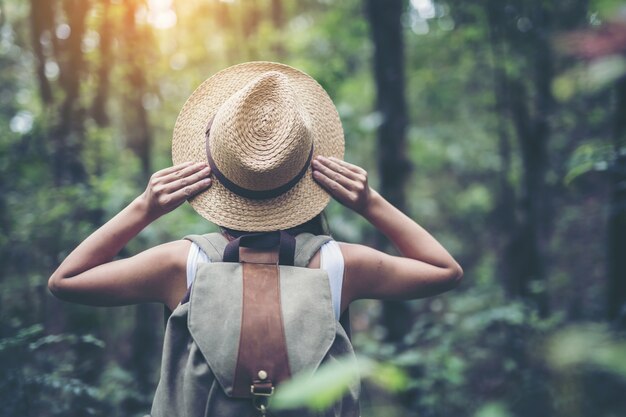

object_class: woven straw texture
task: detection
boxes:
[172,61,345,231]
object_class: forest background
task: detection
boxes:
[1,0,626,416]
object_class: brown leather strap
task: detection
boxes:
[239,247,279,264]
[223,231,296,266]
[231,249,291,398]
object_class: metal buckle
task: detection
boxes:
[250,385,275,397]
[251,383,274,415]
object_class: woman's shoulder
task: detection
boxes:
[156,239,193,261]
[336,241,379,264]
[145,239,192,309]
[142,239,192,283]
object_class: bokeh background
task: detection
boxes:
[2,0,626,416]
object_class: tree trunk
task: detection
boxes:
[608,78,626,328]
[122,0,152,177]
[119,2,159,408]
[50,0,90,185]
[366,0,412,343]
[485,1,555,317]
[129,304,163,413]
[507,74,551,316]
[243,0,261,60]
[29,0,54,104]
[486,0,518,298]
[91,0,112,126]
[514,4,554,317]
[270,0,286,59]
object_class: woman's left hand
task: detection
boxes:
[312,156,373,214]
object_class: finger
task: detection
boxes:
[160,162,210,185]
[312,158,359,190]
[316,156,362,181]
[312,167,351,197]
[169,178,212,202]
[162,166,212,193]
[153,161,195,179]
[327,157,367,176]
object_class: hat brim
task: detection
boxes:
[172,61,345,231]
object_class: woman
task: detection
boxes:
[48,156,463,314]
[48,62,463,415]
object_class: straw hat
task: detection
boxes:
[172,61,345,231]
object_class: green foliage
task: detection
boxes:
[0,0,623,416]
[0,325,106,417]
[350,288,626,417]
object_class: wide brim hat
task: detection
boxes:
[172,61,345,231]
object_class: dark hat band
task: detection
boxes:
[205,117,314,200]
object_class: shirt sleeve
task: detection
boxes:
[320,240,344,321]
[186,242,211,289]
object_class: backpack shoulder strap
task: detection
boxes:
[294,233,333,267]
[184,232,229,262]
[296,233,353,338]
[163,233,228,326]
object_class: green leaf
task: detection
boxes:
[474,402,513,417]
[366,360,409,393]
[272,356,408,411]
[564,143,613,184]
[546,324,626,378]
[0,324,44,352]
[591,0,626,18]
[272,357,360,411]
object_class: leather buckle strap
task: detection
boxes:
[251,379,275,416]
[226,231,294,401]
[231,256,292,399]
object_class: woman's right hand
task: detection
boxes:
[140,161,212,220]
[312,158,463,308]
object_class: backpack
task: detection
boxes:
[150,232,360,417]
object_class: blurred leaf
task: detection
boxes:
[0,324,43,352]
[588,55,626,88]
[272,357,360,411]
[591,0,626,18]
[473,402,513,417]
[29,333,105,351]
[272,356,407,411]
[366,359,409,393]
[553,56,626,100]
[565,143,613,184]
[546,324,626,378]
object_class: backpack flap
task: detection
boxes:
[187,261,244,397]
[279,265,336,375]
[187,235,336,400]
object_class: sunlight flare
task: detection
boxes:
[147,0,177,30]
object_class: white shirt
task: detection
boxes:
[186,240,345,320]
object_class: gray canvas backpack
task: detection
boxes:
[150,231,360,417]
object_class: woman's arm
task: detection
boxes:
[48,162,212,310]
[312,156,463,307]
